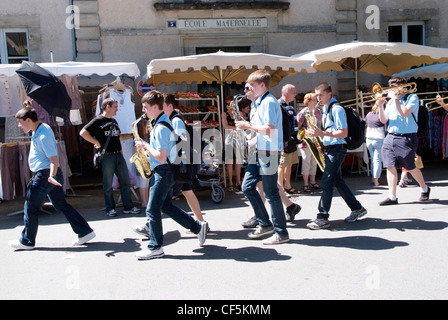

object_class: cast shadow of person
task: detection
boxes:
[166,244,291,263]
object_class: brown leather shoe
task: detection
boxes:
[379,197,398,206]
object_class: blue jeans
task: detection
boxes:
[366,138,384,179]
[242,152,288,237]
[20,168,93,246]
[146,164,201,251]
[318,144,362,219]
[101,152,134,211]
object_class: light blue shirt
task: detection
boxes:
[171,114,187,140]
[385,93,419,134]
[29,122,58,172]
[251,92,283,151]
[150,113,176,170]
[322,98,347,146]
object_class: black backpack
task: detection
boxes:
[279,104,297,154]
[156,120,200,183]
[403,94,429,138]
[327,101,365,150]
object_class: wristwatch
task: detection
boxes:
[51,175,57,179]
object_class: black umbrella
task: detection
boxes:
[16,61,71,122]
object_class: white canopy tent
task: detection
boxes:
[392,62,448,81]
[0,61,140,78]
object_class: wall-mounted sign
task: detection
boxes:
[168,18,267,30]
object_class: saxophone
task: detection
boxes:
[297,106,325,172]
[130,114,153,180]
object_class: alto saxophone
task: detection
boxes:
[297,106,325,172]
[130,114,153,180]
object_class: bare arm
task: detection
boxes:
[80,128,101,149]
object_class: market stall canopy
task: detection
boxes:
[146,51,315,87]
[291,41,448,76]
[0,61,140,77]
[392,62,448,80]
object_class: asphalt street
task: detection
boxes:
[1,160,447,300]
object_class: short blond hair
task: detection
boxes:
[246,69,271,88]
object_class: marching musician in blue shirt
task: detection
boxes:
[307,82,367,230]
[133,91,208,260]
[378,77,430,206]
[236,70,289,244]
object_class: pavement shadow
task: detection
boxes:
[165,244,291,262]
[291,236,408,250]
[34,237,140,257]
[289,217,448,232]
[331,217,448,232]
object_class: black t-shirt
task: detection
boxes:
[83,115,122,152]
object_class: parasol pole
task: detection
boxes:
[219,67,227,188]
[355,58,359,115]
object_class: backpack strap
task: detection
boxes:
[402,93,418,125]
[324,101,343,131]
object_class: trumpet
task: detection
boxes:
[341,82,418,107]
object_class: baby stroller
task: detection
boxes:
[192,137,225,203]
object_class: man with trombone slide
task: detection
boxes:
[377,77,431,205]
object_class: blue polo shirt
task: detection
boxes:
[251,92,283,151]
[385,93,419,134]
[150,113,176,170]
[322,98,347,146]
[29,122,58,172]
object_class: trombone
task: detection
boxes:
[423,94,448,111]
[341,82,418,107]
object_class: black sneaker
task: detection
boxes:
[379,197,398,206]
[419,187,431,201]
[286,203,302,222]
[241,216,259,228]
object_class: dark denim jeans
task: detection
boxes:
[318,144,362,219]
[101,152,134,211]
[20,167,93,246]
[146,164,201,251]
[242,152,288,237]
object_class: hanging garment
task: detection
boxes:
[0,74,24,117]
[108,88,136,134]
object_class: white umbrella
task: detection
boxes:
[146,50,315,106]
[292,41,448,115]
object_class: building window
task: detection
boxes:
[0,29,30,64]
[388,22,425,45]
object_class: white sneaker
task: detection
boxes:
[248,226,274,239]
[136,247,165,260]
[123,207,140,214]
[263,233,290,245]
[197,221,208,247]
[8,239,35,251]
[132,223,150,237]
[72,231,96,246]
[106,209,118,217]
